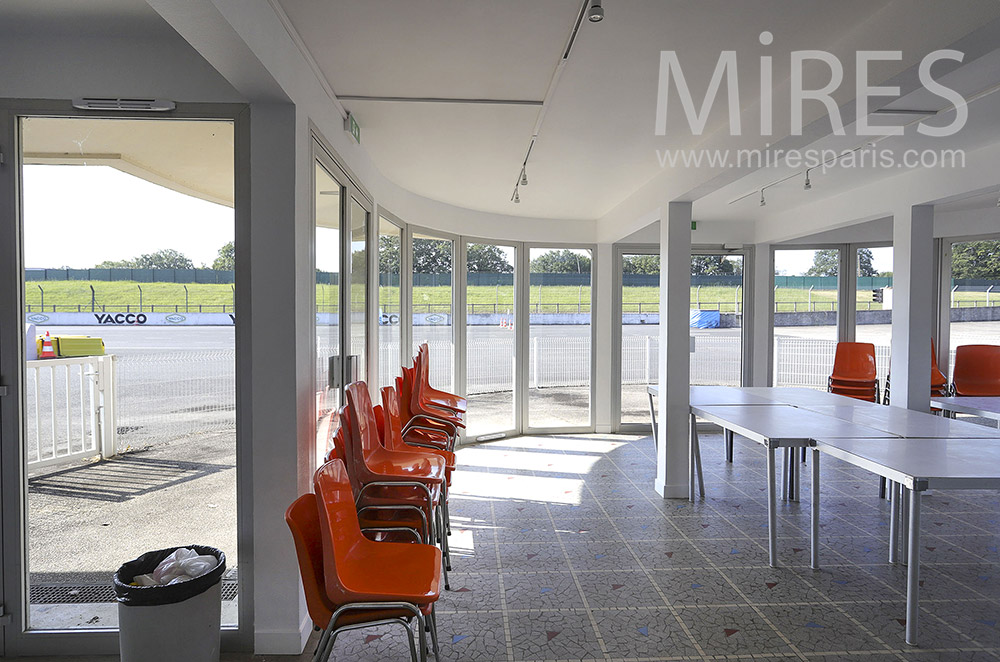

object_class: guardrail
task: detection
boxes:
[26,304,235,313]
[25,355,116,469]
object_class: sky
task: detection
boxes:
[774,246,893,277]
[22,165,234,269]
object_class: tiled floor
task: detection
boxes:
[324,431,1000,661]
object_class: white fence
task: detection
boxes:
[25,356,116,469]
[114,351,235,451]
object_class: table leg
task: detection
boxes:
[889,481,899,564]
[792,454,800,502]
[905,488,922,646]
[648,391,658,447]
[725,429,734,462]
[693,422,705,498]
[811,448,820,570]
[767,448,778,567]
[781,448,789,502]
[901,489,910,566]
[688,413,696,502]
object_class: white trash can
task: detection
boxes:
[113,545,226,662]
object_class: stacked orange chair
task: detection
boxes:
[882,339,952,405]
[285,459,442,662]
[952,344,1000,396]
[828,342,879,402]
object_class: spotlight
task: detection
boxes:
[514,190,520,204]
[588,0,604,23]
[520,170,528,186]
[759,190,766,207]
[804,172,812,191]
[996,196,1000,207]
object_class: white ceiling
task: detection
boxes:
[277,0,1000,222]
[0,0,170,37]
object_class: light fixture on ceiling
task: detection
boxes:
[804,170,812,191]
[996,196,1000,207]
[759,190,766,207]
[588,0,604,23]
[520,170,528,186]
[513,189,521,204]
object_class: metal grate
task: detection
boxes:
[30,580,238,604]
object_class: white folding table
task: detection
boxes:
[810,436,1000,645]
[689,403,898,568]
[797,403,1000,438]
[930,395,1000,425]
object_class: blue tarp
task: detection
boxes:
[689,310,720,329]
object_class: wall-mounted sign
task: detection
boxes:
[345,112,361,144]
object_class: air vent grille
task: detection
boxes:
[72,98,176,112]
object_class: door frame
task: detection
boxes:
[0,100,251,655]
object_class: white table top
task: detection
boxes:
[814,436,1000,490]
[799,404,1000,439]
[743,387,882,408]
[690,404,898,448]
[930,396,1000,421]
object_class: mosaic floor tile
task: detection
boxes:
[574,570,665,608]
[496,542,568,572]
[631,539,706,569]
[930,600,1000,649]
[501,571,584,610]
[592,607,700,658]
[493,521,557,544]
[438,572,502,612]
[552,517,622,543]
[649,567,747,606]
[435,610,508,662]
[563,540,644,571]
[675,604,795,656]
[697,538,778,568]
[507,610,602,661]
[794,565,901,601]
[721,566,819,604]
[614,516,686,541]
[757,603,887,652]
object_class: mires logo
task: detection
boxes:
[94,313,148,325]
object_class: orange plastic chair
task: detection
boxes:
[343,383,452,588]
[401,365,463,437]
[952,345,1000,396]
[830,342,877,383]
[377,388,455,483]
[286,492,429,662]
[415,343,467,414]
[312,460,441,661]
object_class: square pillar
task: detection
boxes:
[889,205,934,412]
[656,202,691,498]
[594,243,614,432]
[749,243,773,386]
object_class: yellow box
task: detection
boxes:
[36,335,105,357]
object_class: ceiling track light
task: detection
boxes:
[759,190,766,207]
[804,170,812,191]
[588,0,604,23]
[520,170,528,186]
[513,189,521,204]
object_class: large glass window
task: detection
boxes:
[690,254,743,386]
[349,197,369,383]
[528,247,592,429]
[19,117,238,630]
[773,248,840,388]
[948,238,1000,374]
[619,253,658,425]
[855,246,892,379]
[377,217,402,388]
[465,242,516,438]
[315,163,342,434]
[412,233,454,392]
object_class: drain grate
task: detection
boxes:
[31,580,239,604]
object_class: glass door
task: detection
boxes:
[9,115,240,647]
[773,248,841,388]
[377,216,402,388]
[411,232,455,392]
[690,253,744,386]
[854,246,892,380]
[315,160,343,452]
[349,197,369,384]
[526,246,593,431]
[464,241,517,439]
[618,251,659,427]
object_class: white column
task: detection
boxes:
[890,205,934,412]
[749,243,773,386]
[247,104,314,653]
[656,203,691,498]
[594,243,614,433]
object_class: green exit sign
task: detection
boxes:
[344,113,361,144]
[691,221,697,230]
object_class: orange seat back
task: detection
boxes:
[953,345,1000,396]
[831,342,877,382]
[285,493,335,629]
[313,459,367,606]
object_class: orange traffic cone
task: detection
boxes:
[40,332,56,359]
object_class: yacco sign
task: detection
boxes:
[24,312,235,326]
[656,32,967,138]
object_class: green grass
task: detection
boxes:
[23,280,1000,314]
